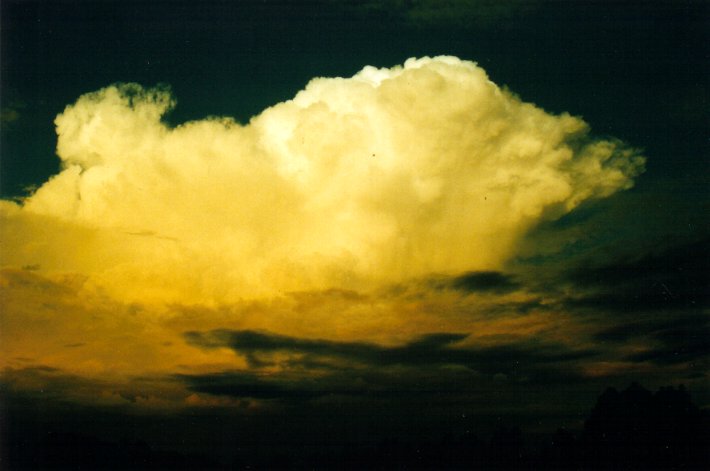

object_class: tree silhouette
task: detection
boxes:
[4,382,708,469]
[486,425,525,469]
[583,382,709,469]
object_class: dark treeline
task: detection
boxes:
[4,383,709,470]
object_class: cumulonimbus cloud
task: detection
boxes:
[1,56,644,303]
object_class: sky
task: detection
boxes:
[1,0,708,466]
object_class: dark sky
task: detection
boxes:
[1,0,708,467]
[3,0,707,195]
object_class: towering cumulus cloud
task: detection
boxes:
[1,57,644,303]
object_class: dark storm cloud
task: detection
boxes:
[179,365,489,401]
[177,371,324,400]
[594,315,709,344]
[627,320,709,366]
[498,299,547,315]
[434,270,520,294]
[571,238,709,290]
[185,330,470,368]
[563,238,709,313]
[545,239,710,369]
[449,297,549,319]
[185,328,595,371]
[625,341,710,366]
[592,314,710,367]
[182,329,597,400]
[1,366,100,403]
[0,366,189,410]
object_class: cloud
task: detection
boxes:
[518,238,710,372]
[439,270,520,294]
[625,342,710,366]
[178,370,333,400]
[0,264,570,387]
[1,56,644,304]
[564,237,710,312]
[185,329,471,368]
[184,328,596,385]
[592,315,710,366]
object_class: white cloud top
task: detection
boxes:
[2,56,644,303]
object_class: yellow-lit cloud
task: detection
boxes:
[1,56,644,304]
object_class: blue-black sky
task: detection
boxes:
[2,1,707,194]
[1,0,708,468]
